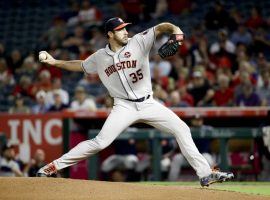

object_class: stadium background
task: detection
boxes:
[0,0,270,185]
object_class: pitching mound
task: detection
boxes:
[0,178,268,200]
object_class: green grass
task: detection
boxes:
[141,182,270,196]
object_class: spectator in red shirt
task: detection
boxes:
[79,44,93,60]
[179,85,194,106]
[213,74,234,106]
[13,75,36,99]
[34,70,52,92]
[151,65,169,91]
[245,6,266,30]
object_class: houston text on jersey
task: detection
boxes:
[105,60,137,77]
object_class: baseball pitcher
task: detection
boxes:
[37,17,233,186]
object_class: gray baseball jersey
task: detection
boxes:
[81,27,155,100]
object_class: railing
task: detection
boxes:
[87,128,263,181]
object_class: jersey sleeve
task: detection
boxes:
[81,53,98,74]
[134,27,156,54]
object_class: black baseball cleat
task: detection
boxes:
[200,169,234,187]
[36,162,58,177]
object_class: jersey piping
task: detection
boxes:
[105,50,130,99]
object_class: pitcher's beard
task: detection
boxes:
[114,36,128,46]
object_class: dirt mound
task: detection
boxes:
[0,178,268,200]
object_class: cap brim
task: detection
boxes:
[114,23,131,31]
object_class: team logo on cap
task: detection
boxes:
[124,52,131,58]
[118,18,124,23]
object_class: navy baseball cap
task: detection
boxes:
[2,143,15,152]
[105,17,131,33]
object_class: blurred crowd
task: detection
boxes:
[0,142,46,177]
[0,0,270,113]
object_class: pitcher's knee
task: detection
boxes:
[97,141,110,151]
[91,137,111,151]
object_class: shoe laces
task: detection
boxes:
[211,166,220,172]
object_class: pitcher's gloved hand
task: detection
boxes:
[158,34,184,59]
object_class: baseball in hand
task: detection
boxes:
[39,52,47,61]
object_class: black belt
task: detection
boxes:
[125,95,150,102]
